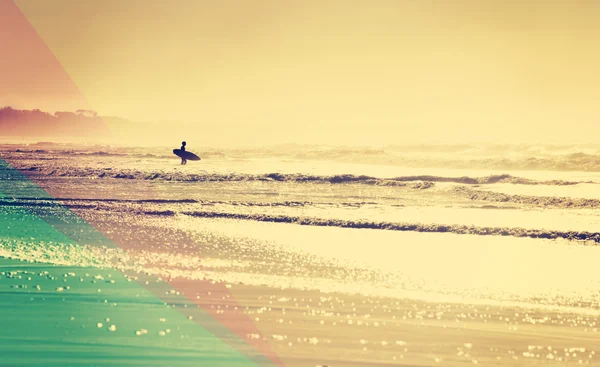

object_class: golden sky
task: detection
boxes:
[9,0,600,145]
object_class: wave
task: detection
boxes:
[5,197,199,204]
[6,148,226,160]
[14,195,597,242]
[14,200,586,242]
[9,166,435,187]
[5,164,587,186]
[455,187,600,209]
[0,197,377,210]
[9,149,174,159]
[386,174,581,186]
[142,210,599,243]
[8,142,600,170]
[9,144,600,171]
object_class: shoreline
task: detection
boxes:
[2,256,599,366]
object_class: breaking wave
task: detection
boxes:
[382,174,581,186]
[455,187,600,209]
[146,210,599,243]
[11,166,437,187]
[5,164,589,186]
[4,194,598,242]
[0,197,375,208]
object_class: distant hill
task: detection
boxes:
[0,106,190,145]
[0,107,111,139]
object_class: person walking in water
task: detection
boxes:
[173,141,199,164]
[180,141,187,165]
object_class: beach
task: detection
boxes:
[1,142,600,366]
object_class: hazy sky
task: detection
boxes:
[6,0,600,145]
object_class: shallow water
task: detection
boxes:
[2,143,600,366]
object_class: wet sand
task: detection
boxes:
[2,256,599,367]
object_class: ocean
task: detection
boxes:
[1,142,600,366]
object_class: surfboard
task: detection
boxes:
[173,149,201,161]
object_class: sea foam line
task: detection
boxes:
[455,187,600,209]
[172,211,600,243]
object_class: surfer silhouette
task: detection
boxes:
[173,141,200,164]
[180,141,187,165]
